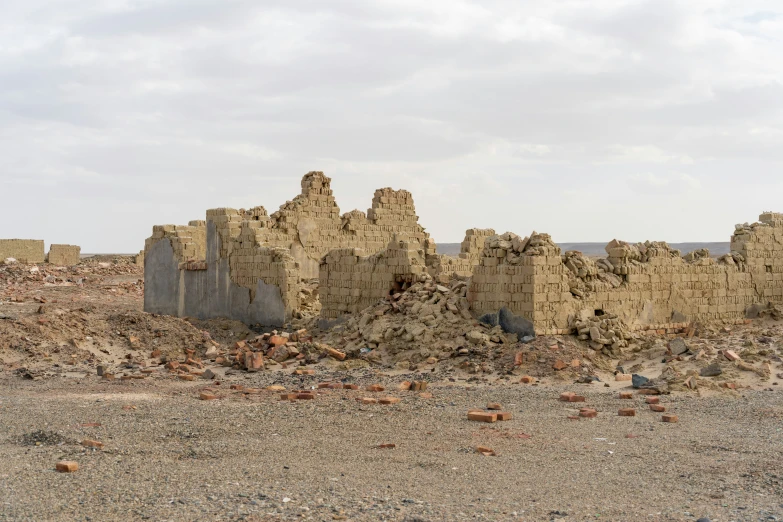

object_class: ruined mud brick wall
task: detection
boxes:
[144,222,206,263]
[468,213,783,334]
[319,236,428,319]
[0,239,45,264]
[426,228,496,282]
[47,244,81,266]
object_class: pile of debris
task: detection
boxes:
[481,232,560,264]
[562,251,623,298]
[572,313,639,356]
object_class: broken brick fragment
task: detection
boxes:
[519,375,535,384]
[496,412,512,421]
[81,439,103,449]
[366,384,385,392]
[486,402,502,410]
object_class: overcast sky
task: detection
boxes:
[1,1,782,253]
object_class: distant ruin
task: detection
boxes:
[143,172,783,333]
[1,240,82,266]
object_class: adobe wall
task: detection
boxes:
[47,244,81,266]
[426,228,495,282]
[0,239,45,264]
[319,236,428,319]
[468,213,783,334]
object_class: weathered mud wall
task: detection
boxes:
[0,239,45,264]
[47,244,81,266]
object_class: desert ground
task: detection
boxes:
[1,257,782,522]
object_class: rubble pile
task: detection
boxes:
[563,251,623,298]
[481,231,560,264]
[573,313,639,356]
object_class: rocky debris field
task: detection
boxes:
[1,259,783,520]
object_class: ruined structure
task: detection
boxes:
[468,212,783,334]
[47,244,81,266]
[143,172,783,332]
[143,172,464,325]
[0,239,45,264]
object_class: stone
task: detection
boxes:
[668,338,688,356]
[202,369,216,380]
[498,307,535,339]
[552,359,567,371]
[466,330,485,345]
[699,363,722,377]
[631,374,649,389]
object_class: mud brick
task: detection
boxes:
[199,392,217,400]
[343,384,358,390]
[279,393,298,400]
[568,395,586,403]
[398,381,412,391]
[366,384,385,392]
[645,397,660,404]
[486,402,502,410]
[295,369,315,375]
[662,414,679,423]
[230,384,244,390]
[619,392,633,399]
[317,382,332,389]
[496,412,512,421]
[377,444,396,449]
[361,397,378,404]
[615,374,632,382]
[80,439,103,449]
[559,392,575,401]
[379,397,401,405]
[520,375,535,384]
[579,409,598,418]
[650,404,666,412]
[326,347,346,360]
[178,375,195,381]
[723,350,740,361]
[56,461,78,473]
[296,392,315,400]
[268,335,286,347]
[618,408,636,417]
[266,385,286,392]
[552,359,567,371]
[467,411,497,423]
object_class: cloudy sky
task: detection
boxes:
[1,0,782,253]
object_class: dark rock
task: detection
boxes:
[668,338,689,356]
[478,312,498,327]
[696,518,712,522]
[632,374,649,389]
[498,307,535,339]
[520,335,535,344]
[202,369,216,380]
[96,365,104,376]
[699,363,722,377]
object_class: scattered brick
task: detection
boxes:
[579,409,598,418]
[326,347,346,360]
[615,374,632,382]
[398,381,412,391]
[568,395,586,403]
[266,385,286,392]
[419,392,433,399]
[618,408,636,417]
[722,382,737,390]
[56,461,78,473]
[496,412,512,421]
[559,392,575,401]
[294,369,315,375]
[650,404,666,412]
[571,359,581,368]
[645,397,660,404]
[552,359,567,371]
[268,335,287,347]
[230,384,244,390]
[199,392,217,400]
[467,411,498,423]
[486,402,502,410]
[178,375,195,381]
[619,392,633,399]
[520,375,535,384]
[662,414,679,423]
[411,381,428,391]
[379,397,401,405]
[317,382,332,389]
[280,393,298,400]
[361,398,378,404]
[296,392,315,400]
[80,439,103,449]
[723,350,740,362]
[475,446,496,456]
[366,384,385,392]
[377,444,396,449]
[343,384,358,390]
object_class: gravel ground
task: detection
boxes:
[1,374,782,522]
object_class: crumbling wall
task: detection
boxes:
[0,239,45,264]
[144,222,206,263]
[47,244,81,266]
[468,213,783,334]
[319,236,428,319]
[427,228,496,282]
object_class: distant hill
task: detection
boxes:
[436,242,731,258]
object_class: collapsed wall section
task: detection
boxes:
[427,228,496,281]
[319,236,428,319]
[468,213,783,334]
[0,239,45,264]
[144,222,206,264]
[47,244,81,266]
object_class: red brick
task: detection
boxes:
[199,392,217,400]
[280,393,298,400]
[81,439,103,449]
[296,392,315,400]
[178,375,195,381]
[56,461,78,473]
[645,397,660,404]
[568,395,586,403]
[723,350,740,362]
[496,412,512,421]
[520,375,535,384]
[268,335,287,347]
[366,384,385,392]
[579,409,598,418]
[317,382,332,389]
[467,411,497,423]
[377,444,396,449]
[326,347,346,361]
[486,402,502,410]
[649,404,666,412]
[552,359,567,371]
[559,392,575,401]
[398,381,412,391]
[618,408,636,417]
[661,414,678,423]
[361,397,378,404]
[379,397,401,405]
[294,369,315,375]
[343,384,358,390]
[619,392,633,399]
